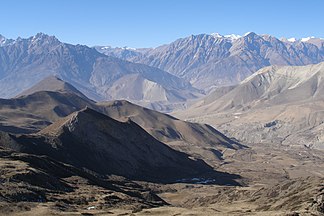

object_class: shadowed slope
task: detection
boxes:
[0,145,167,211]
[0,77,244,166]
[0,91,94,133]
[98,100,245,166]
[0,108,240,184]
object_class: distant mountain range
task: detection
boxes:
[1,32,323,112]
[96,32,324,91]
[0,33,201,111]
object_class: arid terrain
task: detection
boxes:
[0,77,323,215]
[1,141,323,216]
[0,33,323,216]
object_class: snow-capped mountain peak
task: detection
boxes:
[211,32,223,38]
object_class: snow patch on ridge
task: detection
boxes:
[211,33,241,40]
[211,33,223,38]
[301,36,315,42]
[287,38,297,42]
[101,46,111,50]
[281,36,322,43]
[243,32,252,36]
[224,34,241,40]
[122,46,136,50]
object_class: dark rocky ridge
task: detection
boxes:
[0,145,167,211]
[0,108,240,184]
[0,77,243,165]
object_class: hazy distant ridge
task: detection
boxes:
[97,32,324,91]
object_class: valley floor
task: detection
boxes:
[1,143,323,216]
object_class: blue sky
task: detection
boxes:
[1,0,323,48]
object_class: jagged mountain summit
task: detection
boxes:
[0,33,201,111]
[97,32,324,91]
[0,34,14,46]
